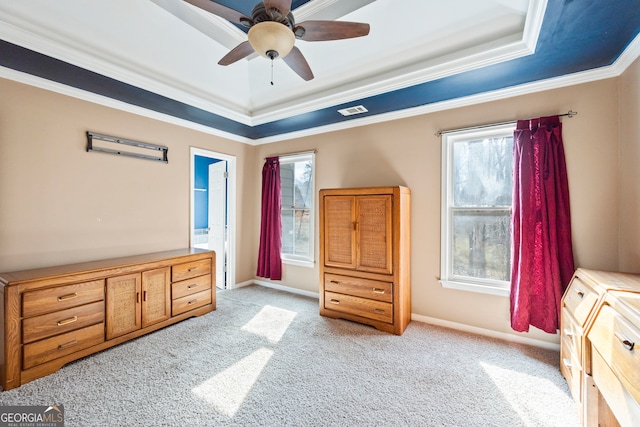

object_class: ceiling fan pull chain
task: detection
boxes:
[271,59,274,86]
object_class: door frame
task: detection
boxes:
[190,147,237,290]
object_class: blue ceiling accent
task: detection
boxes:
[1,0,639,141]
[210,0,311,17]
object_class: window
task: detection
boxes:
[280,153,315,266]
[440,124,515,296]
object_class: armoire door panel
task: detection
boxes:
[324,195,357,269]
[356,195,393,274]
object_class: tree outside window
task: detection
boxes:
[441,124,514,296]
[280,153,314,264]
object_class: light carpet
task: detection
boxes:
[0,284,581,426]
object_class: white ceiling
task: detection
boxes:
[0,0,541,128]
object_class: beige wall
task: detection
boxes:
[255,78,621,343]
[0,70,628,344]
[619,56,640,272]
[0,78,258,284]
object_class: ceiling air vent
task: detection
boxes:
[338,105,368,116]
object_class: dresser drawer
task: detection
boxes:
[23,323,105,369]
[588,304,640,404]
[23,300,105,344]
[324,274,392,303]
[560,307,582,360]
[563,276,600,327]
[560,336,582,402]
[591,346,640,426]
[172,259,211,282]
[172,289,212,316]
[172,274,211,300]
[22,279,105,318]
[324,291,393,323]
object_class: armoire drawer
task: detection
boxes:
[23,323,105,369]
[22,279,105,318]
[324,291,393,323]
[324,274,392,303]
[22,300,105,344]
[172,274,211,300]
[172,259,211,282]
[172,289,212,316]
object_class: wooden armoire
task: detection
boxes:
[319,186,411,335]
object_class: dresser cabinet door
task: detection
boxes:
[141,267,171,328]
[106,273,141,340]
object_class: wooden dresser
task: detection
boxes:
[560,269,640,426]
[0,248,215,391]
[319,186,411,335]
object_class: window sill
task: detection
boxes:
[440,280,510,297]
[282,258,315,268]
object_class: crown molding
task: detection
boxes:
[0,15,253,125]
[253,32,640,145]
[3,16,637,146]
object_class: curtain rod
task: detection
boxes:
[265,149,317,160]
[435,110,578,137]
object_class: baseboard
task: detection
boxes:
[411,313,561,351]
[239,280,560,351]
[238,279,321,299]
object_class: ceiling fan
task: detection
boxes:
[183,0,371,81]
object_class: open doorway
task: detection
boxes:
[190,147,236,290]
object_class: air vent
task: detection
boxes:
[338,105,368,116]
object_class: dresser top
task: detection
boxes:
[575,268,640,293]
[0,248,213,286]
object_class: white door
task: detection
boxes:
[208,161,227,289]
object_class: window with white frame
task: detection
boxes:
[280,153,315,266]
[440,124,515,296]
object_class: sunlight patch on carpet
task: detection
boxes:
[241,305,297,343]
[480,361,574,426]
[192,348,274,417]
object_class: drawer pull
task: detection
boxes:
[562,358,572,368]
[575,289,585,298]
[615,332,635,351]
[188,267,198,272]
[330,280,340,285]
[57,293,78,302]
[188,299,198,305]
[57,316,78,326]
[187,283,199,289]
[373,308,386,314]
[372,288,385,294]
[329,299,340,305]
[58,340,78,350]
[563,328,574,338]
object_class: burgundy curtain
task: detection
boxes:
[510,116,575,333]
[257,157,282,280]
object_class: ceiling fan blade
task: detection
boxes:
[295,21,370,41]
[218,41,255,65]
[283,46,314,81]
[263,0,292,18]
[183,0,248,25]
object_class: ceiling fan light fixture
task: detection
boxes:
[248,21,295,60]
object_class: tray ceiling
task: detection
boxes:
[0,0,639,143]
